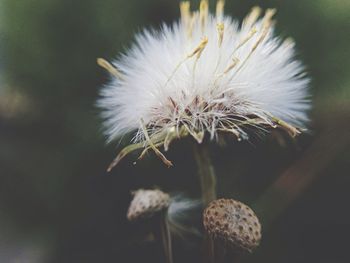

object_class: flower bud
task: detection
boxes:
[203,199,262,252]
[127,189,170,221]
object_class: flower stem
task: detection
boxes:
[193,143,217,263]
[193,143,217,206]
[160,211,173,263]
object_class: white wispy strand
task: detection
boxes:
[98,2,310,168]
[167,194,202,238]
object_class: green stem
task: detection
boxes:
[193,143,217,263]
[160,211,173,263]
[193,143,217,206]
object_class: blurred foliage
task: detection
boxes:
[0,0,349,262]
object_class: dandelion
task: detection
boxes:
[97,0,310,171]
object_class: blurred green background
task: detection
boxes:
[0,0,349,262]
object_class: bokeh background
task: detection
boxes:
[0,0,349,262]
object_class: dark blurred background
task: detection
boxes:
[0,0,349,262]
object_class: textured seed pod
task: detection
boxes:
[127,189,170,221]
[203,199,262,253]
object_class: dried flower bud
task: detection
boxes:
[203,199,262,253]
[127,189,170,221]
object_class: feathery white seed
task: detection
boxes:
[98,1,310,168]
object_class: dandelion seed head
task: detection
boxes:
[98,1,310,168]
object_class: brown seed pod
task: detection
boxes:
[127,189,170,221]
[203,199,262,253]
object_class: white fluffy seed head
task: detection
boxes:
[98,1,310,168]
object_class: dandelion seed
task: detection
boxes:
[97,1,310,169]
